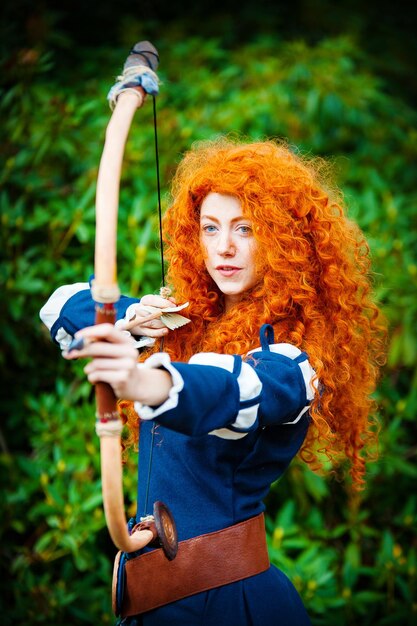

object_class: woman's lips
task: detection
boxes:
[216,266,242,277]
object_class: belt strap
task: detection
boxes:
[113,512,270,617]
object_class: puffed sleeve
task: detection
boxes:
[134,324,317,439]
[39,283,141,350]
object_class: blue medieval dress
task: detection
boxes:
[40,284,314,626]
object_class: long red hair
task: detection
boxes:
[120,137,386,490]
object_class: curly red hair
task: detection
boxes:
[121,137,386,490]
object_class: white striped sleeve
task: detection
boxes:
[189,352,262,440]
[266,343,317,424]
[39,283,89,350]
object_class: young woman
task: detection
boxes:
[41,137,385,625]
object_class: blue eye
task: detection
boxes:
[202,224,217,233]
[237,225,252,234]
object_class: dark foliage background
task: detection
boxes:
[1,1,416,624]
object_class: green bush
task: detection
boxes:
[1,28,416,625]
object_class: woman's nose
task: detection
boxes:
[217,231,235,255]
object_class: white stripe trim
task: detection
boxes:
[189,352,234,372]
[237,362,262,401]
[39,282,89,330]
[282,404,310,425]
[55,327,74,351]
[231,403,259,431]
[298,359,317,401]
[188,352,262,436]
[208,428,248,440]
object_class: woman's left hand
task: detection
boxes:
[64,323,172,404]
[64,323,142,399]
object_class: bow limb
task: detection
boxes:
[94,90,144,292]
[94,88,152,554]
[100,434,152,552]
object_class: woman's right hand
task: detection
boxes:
[117,294,177,338]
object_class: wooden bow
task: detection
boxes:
[92,42,159,553]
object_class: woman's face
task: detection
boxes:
[200,192,259,310]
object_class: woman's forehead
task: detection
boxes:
[200,192,244,219]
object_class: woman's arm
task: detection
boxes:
[66,324,316,438]
[39,284,176,349]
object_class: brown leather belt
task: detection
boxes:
[113,513,270,617]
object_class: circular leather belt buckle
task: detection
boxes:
[153,500,178,560]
